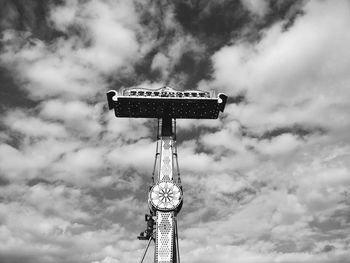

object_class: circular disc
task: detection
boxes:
[149,181,182,211]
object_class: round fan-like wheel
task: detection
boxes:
[149,181,182,211]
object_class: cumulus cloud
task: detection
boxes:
[40,99,103,137]
[0,0,144,100]
[210,0,350,133]
[4,109,68,138]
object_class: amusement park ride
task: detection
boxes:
[107,86,227,263]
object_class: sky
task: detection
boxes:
[0,0,350,262]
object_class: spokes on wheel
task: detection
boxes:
[150,181,182,212]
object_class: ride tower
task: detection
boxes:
[107,86,227,263]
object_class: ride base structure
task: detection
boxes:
[107,86,227,263]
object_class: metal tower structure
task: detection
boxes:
[107,86,227,263]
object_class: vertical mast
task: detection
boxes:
[151,117,181,263]
[158,118,174,182]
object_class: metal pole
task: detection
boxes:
[139,236,153,263]
[174,218,180,263]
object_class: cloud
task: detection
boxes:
[149,22,206,84]
[241,0,270,18]
[0,139,79,182]
[40,99,103,137]
[151,52,170,76]
[107,138,154,171]
[0,0,144,100]
[92,256,120,263]
[52,146,106,184]
[210,0,350,135]
[4,109,68,138]
[1,31,100,99]
[255,133,302,156]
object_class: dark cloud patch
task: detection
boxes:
[322,244,335,253]
[260,125,325,140]
[243,124,326,140]
[264,0,306,30]
[194,206,218,223]
[143,119,161,139]
[176,125,220,145]
[137,0,175,40]
[173,50,211,89]
[309,218,344,236]
[133,1,179,84]
[89,185,127,202]
[110,0,176,87]
[89,169,149,201]
[0,0,64,41]
[88,183,145,205]
[226,93,246,104]
[0,254,39,263]
[174,0,305,49]
[174,1,249,50]
[231,186,257,203]
[0,67,37,112]
[275,240,297,253]
[0,129,26,152]
[132,49,162,84]
[332,206,350,226]
[0,175,10,186]
[27,177,52,186]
